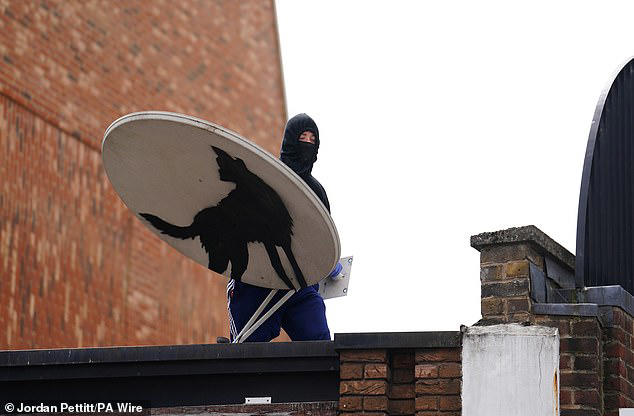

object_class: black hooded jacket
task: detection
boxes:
[280,114,330,213]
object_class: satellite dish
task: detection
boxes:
[576,57,634,293]
[102,112,340,290]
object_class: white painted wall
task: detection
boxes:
[462,324,559,416]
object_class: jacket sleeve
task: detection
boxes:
[314,178,330,213]
[304,174,330,213]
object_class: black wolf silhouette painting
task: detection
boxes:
[140,146,307,290]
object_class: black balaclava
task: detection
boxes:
[280,113,330,212]
[280,113,320,176]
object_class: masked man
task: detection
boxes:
[226,114,332,342]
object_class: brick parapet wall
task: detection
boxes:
[415,348,462,415]
[339,349,390,415]
[335,333,462,416]
[390,351,415,415]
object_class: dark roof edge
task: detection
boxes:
[0,340,336,367]
[2,331,466,367]
[334,331,462,350]
[470,225,575,270]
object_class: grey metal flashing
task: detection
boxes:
[580,285,634,318]
[548,288,578,304]
[545,256,576,289]
[334,331,462,350]
[533,303,599,317]
[530,263,546,303]
[535,285,634,326]
[470,225,575,270]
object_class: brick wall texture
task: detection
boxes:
[339,348,462,416]
[533,314,603,416]
[415,348,462,415]
[339,349,390,414]
[477,240,634,415]
[602,307,634,415]
[478,243,604,415]
[0,0,288,349]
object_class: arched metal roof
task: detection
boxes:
[577,57,634,293]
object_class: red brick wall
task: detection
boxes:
[390,351,415,415]
[339,349,390,414]
[533,314,603,415]
[415,348,462,415]
[338,348,462,415]
[0,0,287,348]
[603,307,634,415]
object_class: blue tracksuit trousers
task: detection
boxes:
[227,279,331,342]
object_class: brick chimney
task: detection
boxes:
[471,225,576,325]
[471,225,634,414]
